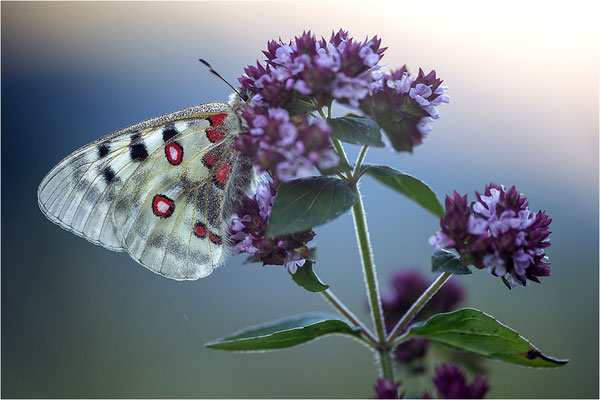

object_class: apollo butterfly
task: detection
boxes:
[37,85,256,280]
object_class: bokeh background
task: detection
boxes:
[2,1,598,398]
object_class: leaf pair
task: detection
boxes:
[207,309,568,368]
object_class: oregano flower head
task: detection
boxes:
[429,183,552,287]
[240,29,386,108]
[360,67,449,152]
[234,106,338,181]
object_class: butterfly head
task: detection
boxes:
[228,90,250,112]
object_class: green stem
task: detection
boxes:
[329,136,352,180]
[330,137,351,166]
[353,145,369,179]
[351,182,392,380]
[387,272,453,344]
[324,107,392,379]
[321,289,378,347]
[318,106,352,178]
[379,350,394,381]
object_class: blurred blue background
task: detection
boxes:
[2,2,598,398]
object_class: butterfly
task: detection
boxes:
[38,92,255,281]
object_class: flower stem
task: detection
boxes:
[353,145,369,179]
[329,137,352,180]
[321,289,378,347]
[387,272,453,344]
[329,129,392,379]
[379,350,394,381]
[330,137,351,165]
[351,193,392,378]
[351,197,383,339]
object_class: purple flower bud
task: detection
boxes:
[372,379,403,399]
[429,183,552,287]
[382,269,466,332]
[394,337,428,363]
[432,363,489,399]
[380,269,465,363]
[229,181,315,274]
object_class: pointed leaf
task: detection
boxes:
[431,249,472,275]
[327,116,385,147]
[403,308,569,368]
[501,276,513,290]
[267,177,358,237]
[362,165,444,217]
[291,260,329,292]
[206,314,360,351]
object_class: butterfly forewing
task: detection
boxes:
[38,100,254,280]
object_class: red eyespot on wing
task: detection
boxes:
[206,128,226,143]
[152,195,175,218]
[207,113,227,127]
[214,162,230,186]
[165,142,184,165]
[209,233,222,245]
[202,149,221,168]
[193,221,207,238]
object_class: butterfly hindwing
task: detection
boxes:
[38,100,255,280]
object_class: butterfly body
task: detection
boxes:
[38,95,255,280]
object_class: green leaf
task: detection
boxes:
[291,259,329,292]
[403,308,569,368]
[501,276,513,290]
[359,92,428,152]
[327,116,385,147]
[267,177,358,237]
[206,314,360,351]
[362,165,444,217]
[431,249,472,275]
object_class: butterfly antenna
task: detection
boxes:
[199,58,248,101]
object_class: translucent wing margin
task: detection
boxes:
[38,101,255,280]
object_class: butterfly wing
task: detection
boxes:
[38,102,254,280]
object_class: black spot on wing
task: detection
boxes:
[162,125,178,142]
[130,143,148,161]
[97,143,110,158]
[102,166,116,183]
[130,132,148,161]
